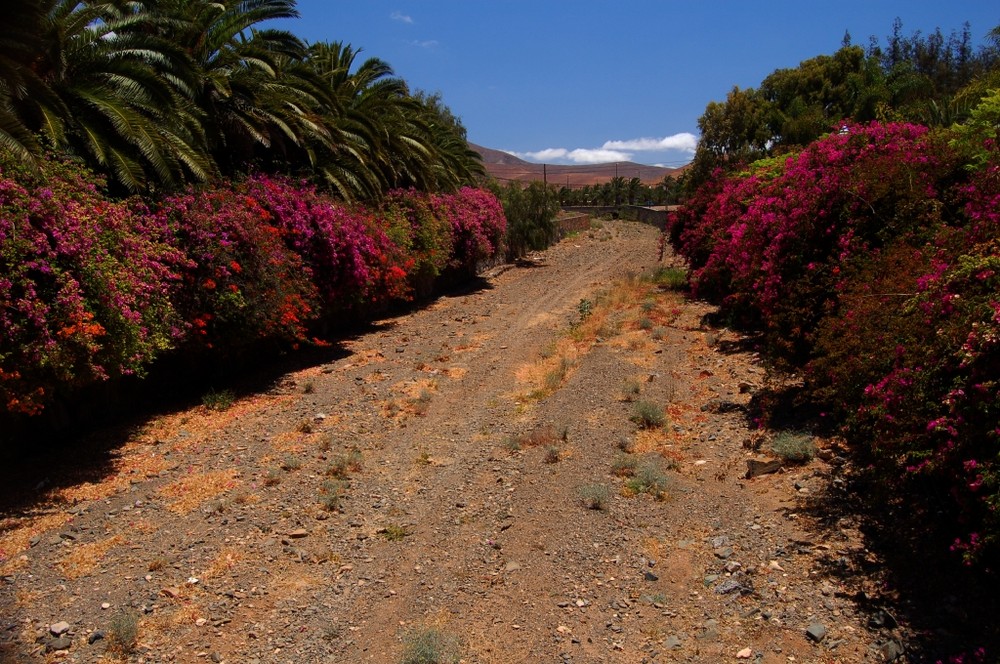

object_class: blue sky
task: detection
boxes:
[287,1,998,167]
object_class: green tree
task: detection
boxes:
[687,86,773,190]
[489,180,559,260]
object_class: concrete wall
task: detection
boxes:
[557,213,592,236]
[561,205,679,229]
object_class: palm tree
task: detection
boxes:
[303,41,424,199]
[147,0,330,175]
[1,0,212,190]
[0,0,55,168]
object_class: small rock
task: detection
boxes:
[664,635,682,649]
[47,636,72,651]
[49,622,71,636]
[736,647,753,659]
[161,586,182,598]
[806,623,827,642]
[746,459,783,478]
[880,640,904,662]
[287,529,309,538]
[714,546,734,560]
[715,578,743,595]
[88,631,105,645]
[644,571,659,582]
[101,602,111,610]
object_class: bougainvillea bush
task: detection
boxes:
[379,190,454,297]
[431,187,507,276]
[0,158,181,415]
[667,120,999,562]
[154,181,319,350]
[671,122,954,364]
[0,159,506,420]
[246,176,412,314]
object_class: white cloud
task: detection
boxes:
[602,132,698,154]
[512,147,633,163]
[566,148,632,164]
[408,39,439,49]
[390,11,413,23]
[509,133,696,165]
[514,148,568,161]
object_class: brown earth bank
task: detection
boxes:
[0,221,937,663]
[470,144,681,186]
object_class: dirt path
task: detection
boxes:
[1,221,891,663]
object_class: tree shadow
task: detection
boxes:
[799,469,999,662]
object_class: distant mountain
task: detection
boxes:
[469,143,681,186]
[470,143,530,166]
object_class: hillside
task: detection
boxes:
[470,143,681,186]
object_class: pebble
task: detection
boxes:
[47,635,72,651]
[806,623,828,642]
[49,621,71,636]
[88,630,105,644]
[736,647,753,658]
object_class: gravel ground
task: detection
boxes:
[0,221,901,663]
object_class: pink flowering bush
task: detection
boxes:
[380,190,454,297]
[154,182,319,349]
[0,157,181,414]
[431,187,507,276]
[1,157,506,420]
[246,175,411,314]
[667,121,999,562]
[672,122,951,364]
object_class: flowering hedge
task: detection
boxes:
[0,159,181,415]
[431,187,507,275]
[0,158,506,418]
[667,120,1000,563]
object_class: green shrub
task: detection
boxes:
[578,483,610,510]
[400,626,460,664]
[631,400,666,429]
[489,180,560,260]
[769,432,816,463]
[626,460,671,499]
[611,453,638,477]
[202,388,235,411]
[106,608,139,656]
[651,265,687,291]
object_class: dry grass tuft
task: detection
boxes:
[59,535,124,579]
[0,512,71,569]
[159,469,240,514]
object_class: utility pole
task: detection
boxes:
[543,163,547,186]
